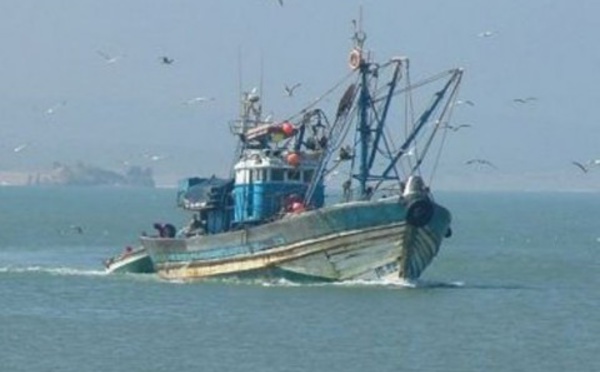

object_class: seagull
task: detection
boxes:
[513,97,537,104]
[70,225,84,234]
[96,50,123,64]
[57,224,84,236]
[465,158,497,169]
[571,161,588,173]
[145,154,168,162]
[184,96,215,105]
[160,56,174,65]
[477,30,496,38]
[455,99,475,106]
[284,83,301,97]
[247,87,260,102]
[45,101,66,115]
[588,159,600,166]
[13,143,29,153]
[445,124,472,132]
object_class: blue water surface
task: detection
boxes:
[1,187,598,372]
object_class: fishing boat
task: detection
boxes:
[140,26,463,282]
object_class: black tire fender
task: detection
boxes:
[406,198,434,227]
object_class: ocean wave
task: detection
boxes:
[0,265,107,277]
[146,274,467,289]
[261,277,466,289]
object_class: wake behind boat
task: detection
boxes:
[138,25,463,282]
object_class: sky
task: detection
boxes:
[1,0,599,191]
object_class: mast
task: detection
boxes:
[357,55,370,199]
[352,24,371,200]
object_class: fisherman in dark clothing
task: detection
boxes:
[183,214,205,236]
[153,222,177,238]
[153,222,165,237]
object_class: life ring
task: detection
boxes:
[406,198,434,227]
[349,49,361,70]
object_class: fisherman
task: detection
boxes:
[153,222,165,237]
[342,179,351,200]
[284,194,302,213]
[183,214,205,236]
[365,186,374,199]
[153,222,176,238]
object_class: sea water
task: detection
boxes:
[0,187,598,372]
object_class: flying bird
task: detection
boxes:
[57,224,85,236]
[588,159,600,166]
[45,101,67,115]
[284,83,301,97]
[513,97,537,104]
[445,124,471,132]
[160,56,174,65]
[465,158,497,169]
[571,161,588,173]
[184,97,215,105]
[144,154,168,162]
[455,99,475,106]
[70,225,84,234]
[477,30,496,38]
[13,143,29,153]
[96,50,123,64]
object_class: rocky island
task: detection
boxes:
[28,162,155,187]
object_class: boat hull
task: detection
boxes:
[105,248,155,274]
[141,197,450,282]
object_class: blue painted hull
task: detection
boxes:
[141,196,451,282]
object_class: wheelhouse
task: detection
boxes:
[232,149,324,225]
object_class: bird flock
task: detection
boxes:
[452,30,588,176]
[5,7,597,189]
[448,93,540,172]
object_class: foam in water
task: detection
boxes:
[0,265,107,277]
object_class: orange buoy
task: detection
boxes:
[286,152,301,167]
[281,122,295,137]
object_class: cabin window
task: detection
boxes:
[303,169,314,183]
[236,170,245,183]
[253,169,265,182]
[271,169,284,181]
[287,169,301,181]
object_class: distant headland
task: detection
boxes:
[0,162,155,187]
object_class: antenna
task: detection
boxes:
[352,7,367,50]
[259,49,265,114]
[237,45,243,108]
[358,5,363,31]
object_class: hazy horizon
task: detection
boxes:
[2,0,600,191]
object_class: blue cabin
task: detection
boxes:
[232,149,324,225]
